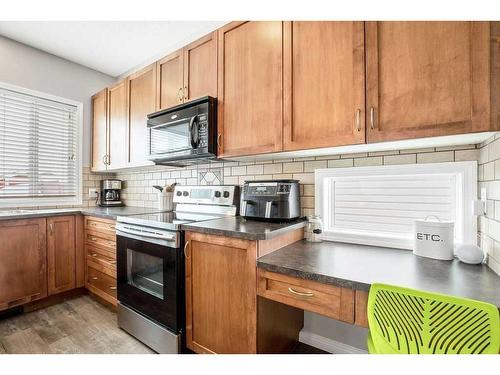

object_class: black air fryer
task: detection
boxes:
[240,180,301,222]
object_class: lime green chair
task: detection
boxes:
[367,283,500,354]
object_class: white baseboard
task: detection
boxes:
[299,331,367,354]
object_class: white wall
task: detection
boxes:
[0,35,115,167]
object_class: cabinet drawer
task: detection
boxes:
[86,245,116,270]
[86,266,117,299]
[85,232,115,251]
[85,216,116,237]
[257,269,354,323]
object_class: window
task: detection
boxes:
[315,162,477,250]
[0,82,82,207]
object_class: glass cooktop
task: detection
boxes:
[116,210,222,231]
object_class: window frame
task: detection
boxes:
[0,81,83,208]
[315,161,478,250]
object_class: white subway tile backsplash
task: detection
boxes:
[416,151,454,164]
[383,154,417,165]
[263,163,283,174]
[304,160,327,172]
[354,156,383,167]
[327,159,354,168]
[246,165,264,175]
[283,162,304,173]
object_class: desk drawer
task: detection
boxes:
[85,216,116,237]
[257,269,354,323]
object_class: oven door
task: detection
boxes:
[116,233,183,333]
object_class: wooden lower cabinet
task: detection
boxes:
[84,216,117,306]
[185,230,304,354]
[47,215,76,295]
[0,218,47,311]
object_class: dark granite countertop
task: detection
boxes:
[0,206,162,220]
[181,216,307,240]
[257,240,500,308]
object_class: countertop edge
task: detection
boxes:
[181,219,307,240]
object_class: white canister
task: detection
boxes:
[158,191,174,212]
[413,217,454,260]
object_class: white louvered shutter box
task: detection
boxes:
[315,162,477,250]
[0,84,81,206]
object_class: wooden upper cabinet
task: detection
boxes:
[183,31,218,102]
[47,215,76,296]
[366,21,492,143]
[107,80,128,169]
[91,89,108,172]
[127,64,156,166]
[283,21,366,151]
[0,218,47,311]
[217,21,284,157]
[156,49,184,110]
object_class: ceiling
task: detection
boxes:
[0,21,228,77]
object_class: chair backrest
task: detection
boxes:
[367,283,500,354]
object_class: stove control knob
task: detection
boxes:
[223,191,230,198]
[183,191,189,197]
[176,191,182,196]
[214,191,221,198]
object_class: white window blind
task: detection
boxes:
[0,83,82,206]
[316,162,477,250]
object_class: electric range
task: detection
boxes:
[114,185,240,354]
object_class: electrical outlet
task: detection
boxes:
[88,188,98,198]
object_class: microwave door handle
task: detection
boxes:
[189,115,199,149]
[117,226,175,241]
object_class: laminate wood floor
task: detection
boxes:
[0,295,154,354]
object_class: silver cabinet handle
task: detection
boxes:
[90,276,98,280]
[102,155,107,165]
[49,223,54,235]
[370,107,376,130]
[217,134,222,149]
[288,287,314,297]
[184,86,188,100]
[356,109,361,132]
[184,241,190,259]
[177,88,183,102]
[109,286,117,290]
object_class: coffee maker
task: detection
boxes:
[99,179,123,207]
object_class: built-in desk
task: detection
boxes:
[257,240,500,327]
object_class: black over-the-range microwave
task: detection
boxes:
[146,96,217,166]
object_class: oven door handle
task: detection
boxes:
[116,226,176,241]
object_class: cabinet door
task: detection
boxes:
[107,80,128,169]
[183,31,218,102]
[217,21,283,157]
[283,21,365,151]
[47,216,76,295]
[127,64,156,166]
[91,89,108,172]
[156,49,184,110]
[185,232,257,354]
[366,21,490,143]
[0,218,47,311]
